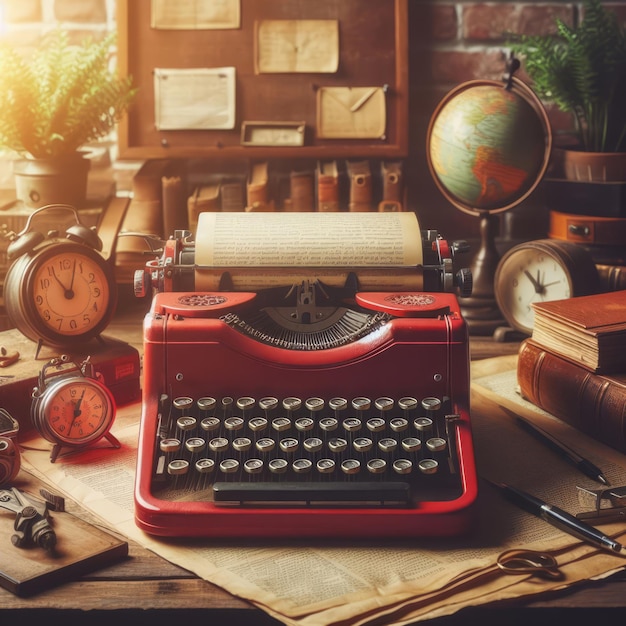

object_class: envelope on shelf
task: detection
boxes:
[317,86,387,139]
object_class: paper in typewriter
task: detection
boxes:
[194,212,425,291]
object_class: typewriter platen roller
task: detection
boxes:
[134,212,478,538]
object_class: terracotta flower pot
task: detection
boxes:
[562,150,626,182]
[13,153,91,208]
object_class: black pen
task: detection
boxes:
[501,407,609,485]
[492,481,623,553]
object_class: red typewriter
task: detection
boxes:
[133,212,477,538]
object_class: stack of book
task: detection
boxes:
[517,289,626,454]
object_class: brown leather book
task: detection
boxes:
[221,177,246,212]
[187,182,220,232]
[316,160,340,212]
[347,160,372,212]
[246,162,270,210]
[289,170,315,212]
[381,160,404,204]
[531,289,626,373]
[517,339,626,454]
[162,163,187,237]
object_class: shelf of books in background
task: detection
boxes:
[115,158,406,285]
[517,289,626,455]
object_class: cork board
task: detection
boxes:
[116,0,408,160]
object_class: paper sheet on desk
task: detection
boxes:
[18,356,626,626]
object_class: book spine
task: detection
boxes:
[162,172,187,237]
[596,264,626,292]
[517,339,626,454]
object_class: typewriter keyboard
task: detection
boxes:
[152,395,464,506]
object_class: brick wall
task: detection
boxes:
[0,1,624,238]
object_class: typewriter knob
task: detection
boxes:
[456,267,473,298]
[451,240,471,256]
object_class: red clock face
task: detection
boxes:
[31,248,111,337]
[44,379,112,445]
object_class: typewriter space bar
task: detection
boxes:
[212,481,411,506]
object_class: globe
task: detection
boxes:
[427,80,550,214]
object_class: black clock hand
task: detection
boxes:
[67,259,77,296]
[523,270,543,294]
[73,389,85,418]
[51,266,75,300]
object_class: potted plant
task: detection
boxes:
[508,0,626,182]
[0,30,136,207]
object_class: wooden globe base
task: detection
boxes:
[459,211,506,335]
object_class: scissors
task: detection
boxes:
[496,549,563,580]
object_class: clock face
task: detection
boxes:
[495,246,572,334]
[43,379,113,445]
[31,248,112,337]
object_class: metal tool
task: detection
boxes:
[577,485,626,523]
[496,549,562,579]
[0,487,57,550]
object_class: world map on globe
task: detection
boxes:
[428,82,548,213]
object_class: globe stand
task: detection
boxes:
[459,210,507,335]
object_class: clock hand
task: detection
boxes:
[542,280,562,289]
[523,270,543,294]
[67,259,77,296]
[51,266,75,300]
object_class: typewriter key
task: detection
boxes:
[173,397,193,412]
[197,397,217,413]
[341,459,361,475]
[390,417,408,433]
[185,437,206,453]
[398,397,419,413]
[237,397,256,412]
[295,417,314,432]
[343,418,361,433]
[232,437,252,452]
[378,438,398,453]
[402,437,422,453]
[195,458,215,473]
[367,458,387,474]
[426,437,447,453]
[329,397,348,414]
[421,397,442,413]
[224,417,244,432]
[168,459,189,475]
[268,458,288,474]
[319,417,338,432]
[177,416,196,431]
[352,397,371,413]
[248,417,268,432]
[353,437,373,453]
[200,417,220,432]
[418,459,439,475]
[293,458,313,474]
[305,397,325,413]
[244,458,263,474]
[366,418,385,433]
[255,437,275,453]
[221,397,234,414]
[259,397,279,413]
[279,437,299,453]
[317,458,336,474]
[328,437,347,453]
[414,417,433,435]
[304,437,323,453]
[375,397,395,413]
[393,459,413,475]
[220,459,239,474]
[283,397,302,413]
[160,438,181,453]
[209,437,229,453]
[272,417,291,432]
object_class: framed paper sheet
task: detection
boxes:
[151,0,241,30]
[154,67,236,130]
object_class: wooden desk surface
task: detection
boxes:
[1,296,625,625]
